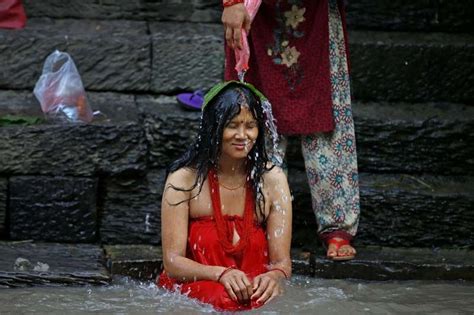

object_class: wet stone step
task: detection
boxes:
[9,176,98,242]
[23,0,222,23]
[150,22,224,94]
[104,245,312,281]
[349,31,474,103]
[22,0,473,32]
[345,0,474,32]
[138,95,474,175]
[0,242,110,288]
[100,170,166,245]
[311,246,474,281]
[0,18,150,92]
[287,101,474,176]
[149,23,474,102]
[2,19,473,102]
[290,169,474,249]
[104,245,474,282]
[0,90,147,177]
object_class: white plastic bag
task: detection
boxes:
[34,50,93,123]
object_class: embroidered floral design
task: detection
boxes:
[307,167,319,186]
[348,171,358,187]
[332,205,345,223]
[303,135,318,151]
[329,170,344,190]
[284,5,306,29]
[281,46,300,68]
[342,135,355,153]
[267,0,306,90]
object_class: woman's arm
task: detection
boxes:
[251,166,293,303]
[161,169,225,282]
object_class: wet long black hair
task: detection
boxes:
[167,83,273,221]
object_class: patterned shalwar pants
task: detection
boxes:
[270,1,360,238]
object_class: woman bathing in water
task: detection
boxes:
[158,81,292,311]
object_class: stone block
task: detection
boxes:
[100,170,165,244]
[0,242,110,288]
[9,176,98,242]
[137,95,201,168]
[140,95,474,176]
[0,178,6,237]
[0,18,150,92]
[311,246,474,281]
[148,23,473,102]
[103,245,312,280]
[289,169,474,248]
[22,0,473,32]
[0,91,147,176]
[104,244,163,281]
[151,22,224,93]
[23,0,221,23]
[349,31,474,102]
[287,102,474,175]
[346,0,474,32]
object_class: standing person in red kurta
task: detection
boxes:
[222,0,359,260]
[158,82,292,311]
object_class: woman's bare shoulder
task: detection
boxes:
[262,164,287,185]
[166,167,198,190]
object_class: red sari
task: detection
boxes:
[158,170,269,311]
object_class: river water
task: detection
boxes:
[1,276,473,314]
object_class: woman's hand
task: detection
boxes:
[250,271,284,304]
[221,3,251,50]
[218,268,254,304]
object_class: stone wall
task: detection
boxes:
[0,0,473,248]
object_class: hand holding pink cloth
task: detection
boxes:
[234,0,262,77]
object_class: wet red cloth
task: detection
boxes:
[158,171,269,311]
[0,0,26,29]
[225,0,348,135]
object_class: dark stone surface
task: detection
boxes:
[104,245,312,280]
[287,102,474,176]
[23,0,473,32]
[0,18,150,92]
[346,0,474,32]
[0,178,6,237]
[311,246,474,281]
[104,245,163,281]
[9,176,98,242]
[137,95,201,168]
[100,170,165,245]
[150,22,224,93]
[0,241,110,288]
[1,18,472,102]
[290,169,474,248]
[0,91,147,177]
[349,31,474,103]
[150,23,473,101]
[139,96,474,175]
[104,244,474,281]
[23,0,221,23]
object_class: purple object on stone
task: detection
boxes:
[176,90,204,110]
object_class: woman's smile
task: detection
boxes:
[221,106,258,159]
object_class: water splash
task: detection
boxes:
[238,71,246,83]
[261,99,283,166]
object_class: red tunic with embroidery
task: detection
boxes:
[225,0,349,135]
[157,170,269,311]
